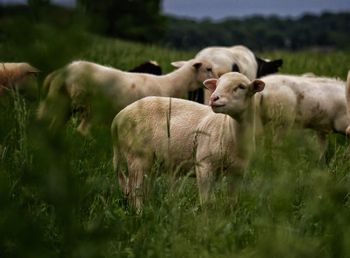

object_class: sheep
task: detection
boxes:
[128,60,162,75]
[37,59,214,135]
[0,62,40,95]
[173,45,282,104]
[195,45,283,79]
[254,72,350,157]
[111,72,265,210]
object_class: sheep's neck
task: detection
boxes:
[233,100,256,159]
[160,65,196,98]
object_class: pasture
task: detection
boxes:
[1,33,350,257]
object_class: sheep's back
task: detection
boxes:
[113,96,211,169]
[259,74,347,130]
[65,61,163,112]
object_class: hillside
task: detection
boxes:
[1,23,350,258]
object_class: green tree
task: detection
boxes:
[78,0,166,42]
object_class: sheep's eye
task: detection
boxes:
[233,84,245,92]
[206,68,212,72]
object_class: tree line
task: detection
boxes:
[161,12,350,51]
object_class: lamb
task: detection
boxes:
[0,62,40,95]
[37,59,214,135]
[173,45,282,104]
[111,72,265,210]
[254,72,350,155]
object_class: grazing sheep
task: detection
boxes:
[128,60,162,75]
[0,62,40,95]
[255,72,350,156]
[37,59,214,135]
[174,45,282,104]
[112,72,265,209]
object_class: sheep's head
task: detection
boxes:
[171,59,215,91]
[203,72,265,120]
[256,57,283,78]
[0,63,40,96]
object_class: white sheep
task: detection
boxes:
[255,72,350,156]
[111,72,265,210]
[202,45,283,79]
[37,59,214,135]
[0,62,40,95]
[174,45,282,104]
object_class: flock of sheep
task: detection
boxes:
[1,45,350,211]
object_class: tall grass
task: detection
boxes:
[0,28,350,257]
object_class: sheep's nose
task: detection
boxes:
[211,95,219,102]
[209,95,219,106]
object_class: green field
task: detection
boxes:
[1,32,350,258]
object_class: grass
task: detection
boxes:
[1,25,350,257]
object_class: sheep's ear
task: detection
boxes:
[203,78,218,93]
[27,65,41,74]
[250,79,265,93]
[256,57,283,78]
[192,62,202,70]
[28,69,41,74]
[171,61,187,68]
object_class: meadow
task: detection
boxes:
[1,29,350,257]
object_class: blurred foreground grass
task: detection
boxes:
[1,23,350,258]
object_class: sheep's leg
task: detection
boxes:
[38,94,71,133]
[318,115,350,162]
[226,168,244,208]
[113,146,129,197]
[76,105,92,136]
[317,132,329,163]
[333,115,350,140]
[118,171,129,196]
[127,156,150,212]
[272,122,295,145]
[196,161,215,204]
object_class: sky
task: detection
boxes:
[1,0,350,20]
[162,0,350,20]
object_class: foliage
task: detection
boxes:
[77,0,166,42]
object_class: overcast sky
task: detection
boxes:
[1,0,350,20]
[162,0,350,19]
